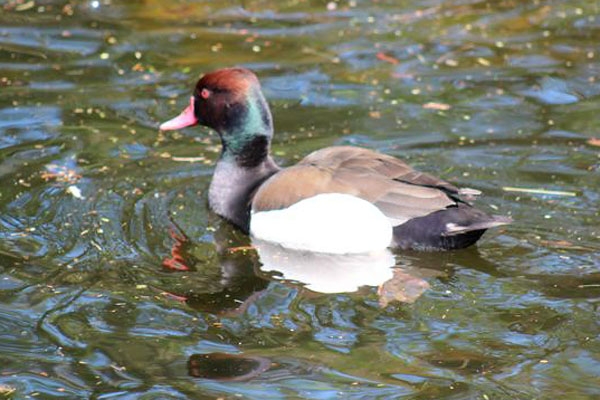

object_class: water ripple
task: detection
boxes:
[0,0,598,398]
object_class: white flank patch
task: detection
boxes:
[250,193,392,254]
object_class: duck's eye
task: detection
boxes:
[200,88,211,99]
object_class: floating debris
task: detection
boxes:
[0,385,16,395]
[227,246,255,253]
[423,102,451,111]
[376,52,400,65]
[66,185,84,199]
[171,156,206,162]
[502,186,577,196]
[587,138,600,147]
[15,0,35,12]
[41,164,81,184]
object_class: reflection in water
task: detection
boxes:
[168,232,434,315]
[0,0,599,397]
[254,239,433,304]
[188,353,271,381]
[162,224,199,272]
[377,268,431,307]
[254,239,395,293]
[158,222,271,315]
[174,233,435,318]
[184,275,269,316]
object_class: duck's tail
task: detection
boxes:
[442,215,512,236]
[392,205,511,250]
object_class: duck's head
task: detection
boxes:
[160,68,273,161]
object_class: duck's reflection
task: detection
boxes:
[177,239,438,317]
[185,242,436,381]
[253,239,433,303]
[376,267,433,307]
[188,352,271,381]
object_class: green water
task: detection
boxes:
[0,0,598,398]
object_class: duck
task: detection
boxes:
[160,67,511,254]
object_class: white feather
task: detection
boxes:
[250,193,392,254]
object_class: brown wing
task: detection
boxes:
[252,146,466,226]
[300,146,461,194]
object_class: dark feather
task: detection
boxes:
[393,205,511,250]
[252,146,510,250]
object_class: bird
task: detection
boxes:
[160,67,511,254]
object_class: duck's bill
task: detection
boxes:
[159,96,198,130]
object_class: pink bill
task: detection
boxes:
[160,97,198,130]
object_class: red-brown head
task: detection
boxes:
[160,68,273,149]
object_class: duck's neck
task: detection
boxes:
[208,91,280,231]
[209,148,279,232]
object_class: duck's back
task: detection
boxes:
[249,146,510,252]
[252,146,459,226]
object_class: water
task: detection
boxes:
[0,0,599,398]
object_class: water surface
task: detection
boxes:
[0,0,599,398]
